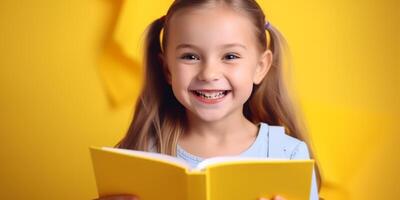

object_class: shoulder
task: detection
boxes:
[263,123,310,159]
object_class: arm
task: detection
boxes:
[291,142,319,200]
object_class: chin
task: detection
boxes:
[190,109,230,123]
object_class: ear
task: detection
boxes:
[158,53,172,84]
[253,49,273,85]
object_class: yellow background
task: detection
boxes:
[0,0,398,199]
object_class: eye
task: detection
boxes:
[180,53,200,60]
[224,53,240,60]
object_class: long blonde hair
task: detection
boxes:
[116,0,322,190]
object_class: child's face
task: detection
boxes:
[161,6,272,123]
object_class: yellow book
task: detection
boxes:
[90,146,314,200]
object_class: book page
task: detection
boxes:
[194,156,289,171]
[102,147,191,169]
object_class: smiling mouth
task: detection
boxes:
[189,89,231,100]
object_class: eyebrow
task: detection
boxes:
[176,43,247,50]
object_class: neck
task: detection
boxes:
[184,110,256,144]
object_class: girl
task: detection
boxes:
[98,0,321,199]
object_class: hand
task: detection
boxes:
[258,195,286,200]
[93,194,139,200]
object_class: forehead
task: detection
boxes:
[166,6,258,50]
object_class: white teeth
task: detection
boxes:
[193,90,229,99]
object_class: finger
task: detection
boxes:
[114,195,138,200]
[258,198,270,200]
[115,196,138,200]
[272,195,285,200]
[97,195,138,200]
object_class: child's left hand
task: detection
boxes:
[258,195,286,200]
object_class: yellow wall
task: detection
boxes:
[0,0,398,199]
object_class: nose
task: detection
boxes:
[197,59,220,82]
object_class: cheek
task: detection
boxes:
[230,67,256,98]
[170,66,193,91]
[169,71,188,106]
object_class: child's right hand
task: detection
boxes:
[258,195,286,200]
[94,194,139,200]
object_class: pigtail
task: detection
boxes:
[116,16,166,151]
[249,23,323,191]
[116,15,185,156]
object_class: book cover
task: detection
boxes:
[90,146,314,200]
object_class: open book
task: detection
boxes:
[90,146,314,200]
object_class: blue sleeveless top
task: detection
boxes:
[175,122,319,200]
